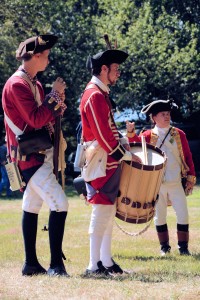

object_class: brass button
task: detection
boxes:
[48,97,54,104]
[54,103,60,111]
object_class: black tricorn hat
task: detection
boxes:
[86,49,128,70]
[141,99,178,116]
[16,34,58,61]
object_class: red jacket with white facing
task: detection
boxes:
[2,71,60,173]
[80,82,126,204]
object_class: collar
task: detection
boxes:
[153,125,171,135]
[91,76,110,94]
[19,66,37,86]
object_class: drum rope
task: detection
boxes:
[144,165,155,222]
[115,216,154,237]
[123,161,143,223]
[116,161,154,235]
[135,165,144,223]
[123,161,133,222]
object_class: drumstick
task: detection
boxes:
[141,135,148,165]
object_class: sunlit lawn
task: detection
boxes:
[0,181,200,300]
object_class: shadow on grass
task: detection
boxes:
[115,254,178,262]
[116,253,200,262]
[192,253,200,260]
[0,190,23,200]
[65,183,79,197]
[80,267,200,283]
[80,271,164,283]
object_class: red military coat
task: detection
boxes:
[80,82,126,204]
[128,127,196,180]
[2,70,56,173]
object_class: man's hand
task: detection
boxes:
[131,153,142,163]
[52,77,66,95]
[59,92,66,102]
[123,143,130,151]
[185,181,194,195]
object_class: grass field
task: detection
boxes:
[0,182,200,300]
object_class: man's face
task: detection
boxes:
[153,111,171,128]
[106,63,121,85]
[37,49,50,71]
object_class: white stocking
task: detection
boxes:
[87,204,116,270]
[87,233,103,270]
[100,234,113,267]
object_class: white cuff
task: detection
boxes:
[120,150,132,161]
[119,137,129,145]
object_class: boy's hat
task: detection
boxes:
[16,34,58,60]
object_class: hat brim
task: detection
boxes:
[16,34,58,61]
[87,49,128,70]
[141,100,172,116]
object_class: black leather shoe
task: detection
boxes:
[160,245,171,256]
[106,259,123,274]
[47,265,70,277]
[22,263,47,276]
[179,248,191,256]
[84,261,112,277]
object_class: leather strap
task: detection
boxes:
[158,127,172,149]
[14,71,42,106]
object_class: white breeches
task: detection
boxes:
[22,148,68,214]
[154,181,189,226]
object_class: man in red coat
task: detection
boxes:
[127,100,196,256]
[80,49,141,276]
[2,35,69,276]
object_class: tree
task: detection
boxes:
[0,0,100,152]
[95,0,200,122]
[1,0,200,146]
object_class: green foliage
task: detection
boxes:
[0,0,100,151]
[95,1,200,119]
[0,0,200,149]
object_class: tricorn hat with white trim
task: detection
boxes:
[141,99,178,116]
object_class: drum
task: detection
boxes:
[116,142,167,224]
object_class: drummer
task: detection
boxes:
[80,45,142,277]
[126,99,196,256]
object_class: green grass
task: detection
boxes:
[0,184,200,300]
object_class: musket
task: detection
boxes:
[53,115,61,180]
[42,115,61,232]
[59,130,67,190]
[45,116,67,263]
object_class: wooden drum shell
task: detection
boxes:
[116,143,167,224]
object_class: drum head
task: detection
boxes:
[130,143,165,166]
